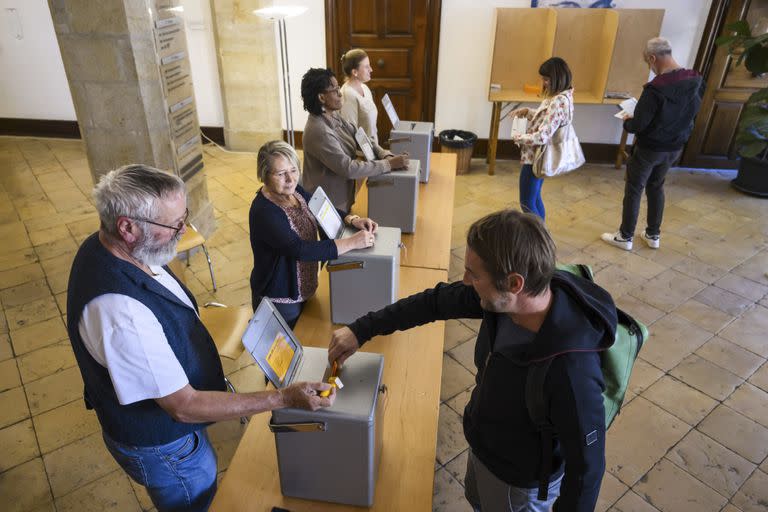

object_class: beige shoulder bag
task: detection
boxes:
[532,98,585,178]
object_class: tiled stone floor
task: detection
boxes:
[1,136,767,512]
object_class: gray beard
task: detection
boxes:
[132,234,179,267]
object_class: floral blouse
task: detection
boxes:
[517,88,574,165]
[270,193,319,304]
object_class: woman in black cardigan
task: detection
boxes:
[249,140,377,327]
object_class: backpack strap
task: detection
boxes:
[525,358,555,501]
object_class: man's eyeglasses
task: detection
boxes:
[132,208,189,235]
[323,86,341,95]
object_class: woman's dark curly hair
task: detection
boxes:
[301,68,336,116]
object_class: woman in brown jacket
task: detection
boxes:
[300,67,408,212]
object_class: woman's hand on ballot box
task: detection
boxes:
[328,326,361,367]
[386,153,410,170]
[279,381,336,411]
[350,216,378,233]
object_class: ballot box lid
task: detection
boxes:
[332,226,401,263]
[368,160,419,184]
[241,298,304,389]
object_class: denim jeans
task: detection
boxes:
[103,429,218,512]
[464,451,562,512]
[519,164,545,221]
[273,301,304,329]
[619,146,682,239]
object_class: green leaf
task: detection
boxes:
[715,35,736,46]
[725,20,751,37]
[738,140,767,157]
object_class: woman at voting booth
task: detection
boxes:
[300,67,409,212]
[511,57,575,221]
[339,49,380,144]
[249,141,378,327]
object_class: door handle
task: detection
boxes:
[377,58,385,68]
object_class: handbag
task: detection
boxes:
[532,121,585,178]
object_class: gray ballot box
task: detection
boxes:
[367,159,419,233]
[307,187,402,325]
[383,94,434,183]
[242,298,386,507]
[327,226,401,325]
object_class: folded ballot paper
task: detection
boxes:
[511,117,528,137]
[614,98,637,120]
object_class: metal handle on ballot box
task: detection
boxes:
[367,176,395,187]
[326,261,365,272]
[268,421,327,433]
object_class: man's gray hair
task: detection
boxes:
[645,37,672,58]
[93,164,185,237]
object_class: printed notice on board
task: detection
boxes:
[266,333,295,382]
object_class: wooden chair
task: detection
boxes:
[177,224,217,291]
[200,302,253,423]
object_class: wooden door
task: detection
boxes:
[682,0,768,169]
[325,0,441,145]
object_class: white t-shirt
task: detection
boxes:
[78,266,197,405]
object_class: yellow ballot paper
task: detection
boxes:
[266,333,295,382]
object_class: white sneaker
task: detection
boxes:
[641,230,660,249]
[601,231,633,251]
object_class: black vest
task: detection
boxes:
[67,233,226,446]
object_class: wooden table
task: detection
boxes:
[210,266,448,512]
[351,152,457,271]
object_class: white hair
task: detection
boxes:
[645,37,672,58]
[93,164,185,237]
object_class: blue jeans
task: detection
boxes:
[103,429,218,512]
[519,164,545,221]
[465,451,562,512]
[273,301,304,329]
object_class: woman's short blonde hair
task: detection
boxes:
[341,49,368,77]
[257,140,301,183]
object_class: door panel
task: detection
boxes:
[326,0,440,145]
[701,102,741,157]
[683,0,767,168]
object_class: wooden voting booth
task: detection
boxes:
[486,8,664,174]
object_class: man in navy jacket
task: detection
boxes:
[602,37,704,252]
[67,164,335,511]
[330,209,617,511]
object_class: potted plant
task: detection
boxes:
[716,20,768,197]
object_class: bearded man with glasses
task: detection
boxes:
[66,164,335,512]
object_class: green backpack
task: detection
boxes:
[525,263,650,500]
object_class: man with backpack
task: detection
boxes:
[329,209,618,511]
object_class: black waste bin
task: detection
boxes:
[439,130,477,174]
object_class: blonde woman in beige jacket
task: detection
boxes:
[340,49,379,145]
[300,67,408,212]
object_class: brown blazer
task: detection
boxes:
[301,112,391,212]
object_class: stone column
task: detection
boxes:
[210,0,283,151]
[47,0,215,236]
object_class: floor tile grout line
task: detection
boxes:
[629,380,768,505]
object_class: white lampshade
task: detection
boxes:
[253,6,308,21]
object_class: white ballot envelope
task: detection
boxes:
[355,127,376,162]
[614,97,637,119]
[511,117,528,137]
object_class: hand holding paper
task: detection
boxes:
[614,97,637,120]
